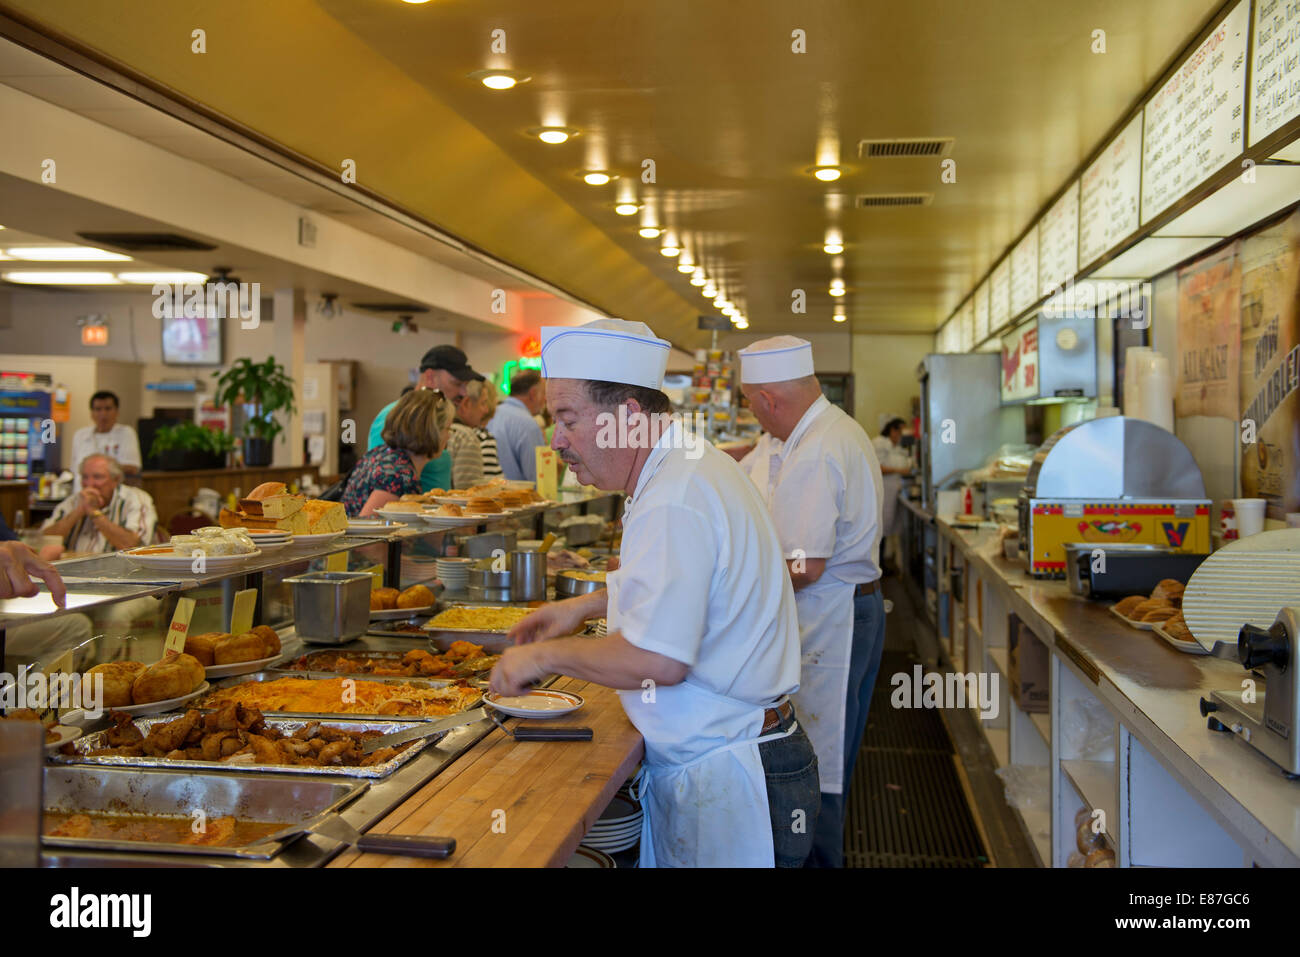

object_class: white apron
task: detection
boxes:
[620,679,792,868]
[749,442,854,797]
[790,580,855,794]
[881,471,903,537]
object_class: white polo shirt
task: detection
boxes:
[741,395,883,584]
[70,424,141,491]
[607,421,801,704]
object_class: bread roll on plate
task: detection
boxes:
[85,661,146,708]
[397,584,435,609]
[213,632,268,665]
[132,654,203,704]
[184,632,226,667]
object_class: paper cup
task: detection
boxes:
[1233,498,1267,538]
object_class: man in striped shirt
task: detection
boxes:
[41,454,157,556]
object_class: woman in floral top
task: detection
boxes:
[342,389,452,517]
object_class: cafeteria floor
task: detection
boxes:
[841,576,1038,867]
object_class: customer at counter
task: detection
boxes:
[477,385,503,479]
[344,388,452,517]
[447,380,494,488]
[737,336,885,869]
[367,345,482,493]
[41,454,157,557]
[70,391,141,492]
[493,318,819,868]
[873,417,913,574]
[488,369,546,482]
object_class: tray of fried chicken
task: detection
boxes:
[276,640,500,680]
[49,702,437,778]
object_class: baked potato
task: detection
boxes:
[86,661,147,708]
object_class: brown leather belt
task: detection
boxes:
[855,579,882,597]
[761,699,795,734]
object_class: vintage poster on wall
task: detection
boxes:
[1240,209,1300,518]
[1176,243,1240,419]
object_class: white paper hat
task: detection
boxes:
[739,336,815,383]
[540,318,671,389]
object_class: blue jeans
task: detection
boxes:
[808,587,886,867]
[759,705,820,867]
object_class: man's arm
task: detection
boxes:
[41,498,85,540]
[490,631,688,696]
[91,512,142,550]
[787,556,827,591]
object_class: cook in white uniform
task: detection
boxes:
[872,417,913,573]
[738,336,886,868]
[492,318,820,868]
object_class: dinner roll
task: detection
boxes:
[371,587,399,610]
[132,656,202,704]
[213,632,268,665]
[397,584,435,609]
[251,625,281,657]
[86,661,146,708]
[184,632,225,667]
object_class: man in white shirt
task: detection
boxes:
[492,318,819,868]
[738,336,886,868]
[70,391,141,491]
[42,454,157,556]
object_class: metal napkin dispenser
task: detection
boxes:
[1018,417,1210,578]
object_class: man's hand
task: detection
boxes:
[489,642,550,696]
[507,596,594,645]
[0,541,67,606]
[77,488,103,515]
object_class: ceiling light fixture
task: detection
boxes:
[471,69,530,90]
[638,226,662,238]
[690,268,706,286]
[829,286,846,297]
[736,319,749,330]
[811,166,842,182]
[713,295,726,307]
[3,271,122,284]
[614,202,641,216]
[530,126,577,144]
[583,171,613,186]
[703,283,717,298]
[659,243,680,257]
[676,252,695,274]
[6,246,131,262]
[117,271,209,284]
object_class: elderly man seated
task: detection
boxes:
[41,453,157,558]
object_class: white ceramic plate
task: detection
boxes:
[593,794,641,826]
[420,514,480,528]
[432,496,470,506]
[45,724,83,751]
[374,509,425,524]
[204,655,282,678]
[370,605,435,620]
[484,689,584,718]
[1152,622,1209,656]
[292,530,348,544]
[568,845,616,868]
[1107,605,1156,630]
[581,834,639,853]
[122,547,262,572]
[65,681,211,720]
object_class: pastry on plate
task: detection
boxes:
[85,661,147,708]
[397,584,435,609]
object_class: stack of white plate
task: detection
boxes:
[436,556,473,591]
[244,529,292,553]
[580,794,641,854]
[566,846,616,868]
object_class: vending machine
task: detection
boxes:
[0,390,53,482]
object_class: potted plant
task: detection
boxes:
[212,357,297,467]
[149,422,237,471]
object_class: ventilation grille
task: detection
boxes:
[859,137,953,158]
[76,232,216,252]
[855,193,933,208]
[351,302,431,314]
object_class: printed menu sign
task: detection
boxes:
[973,280,990,344]
[1079,113,1143,267]
[957,300,975,352]
[1240,208,1300,517]
[1249,0,1300,146]
[990,258,1012,331]
[1176,242,1241,419]
[1038,182,1080,296]
[1000,322,1039,403]
[1141,0,1249,224]
[1010,226,1039,317]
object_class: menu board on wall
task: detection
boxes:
[1079,113,1143,267]
[957,300,975,352]
[1010,226,1039,317]
[1000,321,1039,403]
[1240,208,1300,517]
[1141,0,1249,224]
[1176,242,1241,419]
[1038,182,1080,296]
[973,280,990,344]
[1249,0,1300,146]
[990,258,1012,331]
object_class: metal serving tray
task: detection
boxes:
[50,715,437,779]
[41,765,367,860]
[197,670,484,721]
[366,615,433,638]
[271,648,495,680]
[422,602,535,638]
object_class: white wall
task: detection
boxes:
[850,333,932,432]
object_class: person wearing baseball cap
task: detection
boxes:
[737,335,885,868]
[366,344,483,493]
[491,318,819,868]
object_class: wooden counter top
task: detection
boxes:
[330,677,644,869]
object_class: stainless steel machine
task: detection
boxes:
[1017,416,1211,577]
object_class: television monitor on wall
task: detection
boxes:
[161,314,222,365]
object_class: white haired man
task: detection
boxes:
[41,454,157,556]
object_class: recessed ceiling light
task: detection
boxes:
[823,242,844,254]
[811,166,842,182]
[530,126,578,145]
[614,202,640,216]
[470,69,530,90]
[4,271,121,284]
[677,262,695,274]
[829,286,846,297]
[638,226,662,238]
[6,246,131,262]
[117,271,209,284]
[833,313,847,322]
[690,268,706,286]
[583,171,613,186]
[703,283,717,298]
[659,244,680,257]
[712,295,726,307]
[736,319,749,330]
[402,0,432,4]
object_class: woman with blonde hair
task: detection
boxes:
[342,388,452,517]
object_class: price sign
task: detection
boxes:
[229,588,258,636]
[163,597,197,658]
[325,551,349,572]
[536,447,559,501]
[357,563,384,589]
[1249,0,1300,145]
